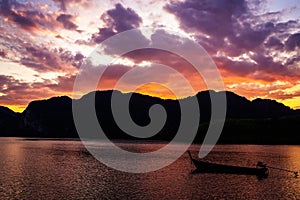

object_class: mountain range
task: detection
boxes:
[1,90,299,144]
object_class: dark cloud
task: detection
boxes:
[92,3,142,43]
[0,0,10,14]
[58,49,85,68]
[0,75,14,88]
[251,53,286,74]
[264,36,284,49]
[0,74,57,107]
[229,22,273,51]
[92,28,116,44]
[215,50,300,82]
[0,0,20,15]
[165,0,247,37]
[285,33,300,51]
[0,0,60,32]
[25,46,60,70]
[285,56,300,67]
[43,74,77,92]
[165,0,300,82]
[275,20,298,33]
[194,35,224,55]
[165,0,275,54]
[165,0,300,53]
[10,11,36,30]
[20,58,44,70]
[0,0,37,30]
[56,14,78,31]
[214,56,258,76]
[104,3,142,32]
[0,75,30,97]
[19,46,84,72]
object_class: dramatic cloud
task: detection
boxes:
[43,74,77,93]
[56,14,78,31]
[265,36,284,49]
[165,0,275,52]
[165,0,300,80]
[1,0,300,111]
[0,0,63,33]
[285,33,300,51]
[92,3,142,43]
[0,74,42,108]
[19,46,85,73]
[0,0,37,30]
[165,0,248,37]
[0,73,78,110]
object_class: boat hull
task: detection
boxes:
[187,151,269,178]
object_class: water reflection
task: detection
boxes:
[0,138,299,199]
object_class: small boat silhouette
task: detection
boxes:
[187,151,269,178]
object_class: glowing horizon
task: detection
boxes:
[1,0,300,112]
[4,87,299,114]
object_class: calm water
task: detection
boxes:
[0,138,299,199]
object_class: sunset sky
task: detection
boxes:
[1,0,300,112]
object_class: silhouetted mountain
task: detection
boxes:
[0,90,299,144]
[0,106,22,136]
[22,96,77,137]
[224,91,295,118]
[75,90,181,140]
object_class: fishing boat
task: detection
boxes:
[187,151,269,178]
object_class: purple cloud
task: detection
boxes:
[92,3,142,43]
[285,33,300,51]
[24,46,60,70]
[165,0,300,82]
[92,28,116,44]
[265,36,284,49]
[58,49,85,68]
[275,20,298,33]
[0,0,37,30]
[0,74,63,107]
[165,0,275,52]
[214,56,258,76]
[42,74,77,92]
[10,12,36,29]
[0,75,32,105]
[229,22,274,51]
[52,0,92,11]
[18,45,85,72]
[56,14,78,31]
[165,0,247,37]
[0,0,61,32]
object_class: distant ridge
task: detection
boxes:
[0,90,299,144]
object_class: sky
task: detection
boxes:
[0,0,300,112]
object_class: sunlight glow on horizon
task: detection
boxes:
[1,0,300,112]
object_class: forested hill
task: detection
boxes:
[0,90,299,144]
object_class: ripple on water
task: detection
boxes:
[0,138,299,199]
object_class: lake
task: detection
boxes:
[0,138,299,199]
